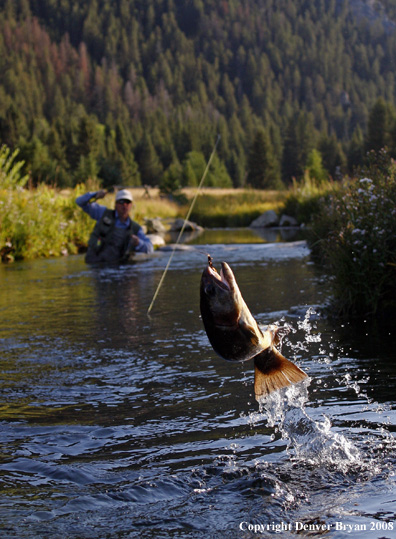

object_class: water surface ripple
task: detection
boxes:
[0,242,395,538]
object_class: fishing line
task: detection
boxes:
[147,134,221,315]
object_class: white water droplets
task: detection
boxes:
[247,307,364,470]
[258,380,361,470]
[297,307,322,344]
[286,307,322,354]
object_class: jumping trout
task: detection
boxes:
[200,260,308,399]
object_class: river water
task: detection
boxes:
[0,235,395,538]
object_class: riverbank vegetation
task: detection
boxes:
[188,190,286,228]
[0,146,91,261]
[306,152,396,319]
[0,145,286,261]
[0,185,285,262]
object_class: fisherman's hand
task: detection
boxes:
[94,189,107,200]
[130,235,140,247]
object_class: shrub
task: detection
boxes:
[309,152,396,317]
[0,145,29,189]
[0,184,94,261]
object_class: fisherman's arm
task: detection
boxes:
[75,191,107,221]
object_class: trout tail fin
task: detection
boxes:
[254,347,307,400]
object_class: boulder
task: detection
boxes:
[250,210,279,228]
[279,214,299,227]
[169,218,203,232]
[147,234,166,248]
[144,217,167,235]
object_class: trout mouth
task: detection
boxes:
[203,263,231,292]
[201,262,239,328]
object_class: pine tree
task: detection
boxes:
[318,134,346,178]
[347,127,364,174]
[247,129,281,189]
[365,98,391,153]
[135,134,163,186]
[282,113,314,183]
[160,159,182,195]
[306,149,327,183]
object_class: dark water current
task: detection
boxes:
[0,236,395,538]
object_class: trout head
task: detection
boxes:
[200,262,242,327]
[200,261,264,361]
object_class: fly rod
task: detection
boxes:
[147,134,221,315]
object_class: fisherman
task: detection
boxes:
[76,189,153,264]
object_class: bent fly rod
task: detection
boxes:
[147,134,221,315]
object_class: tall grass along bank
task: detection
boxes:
[188,189,287,227]
[307,155,396,318]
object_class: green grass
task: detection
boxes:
[188,189,287,227]
[282,173,343,225]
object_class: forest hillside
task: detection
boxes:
[2,0,396,189]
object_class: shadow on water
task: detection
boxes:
[0,239,395,538]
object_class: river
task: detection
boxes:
[0,234,395,538]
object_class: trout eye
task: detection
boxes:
[205,283,216,296]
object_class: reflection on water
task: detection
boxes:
[0,241,396,538]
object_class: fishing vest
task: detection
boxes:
[85,208,141,264]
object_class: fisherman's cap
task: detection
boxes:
[115,189,133,203]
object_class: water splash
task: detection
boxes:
[287,307,322,352]
[258,380,361,470]
[251,308,362,471]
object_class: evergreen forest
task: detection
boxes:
[2,0,396,190]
